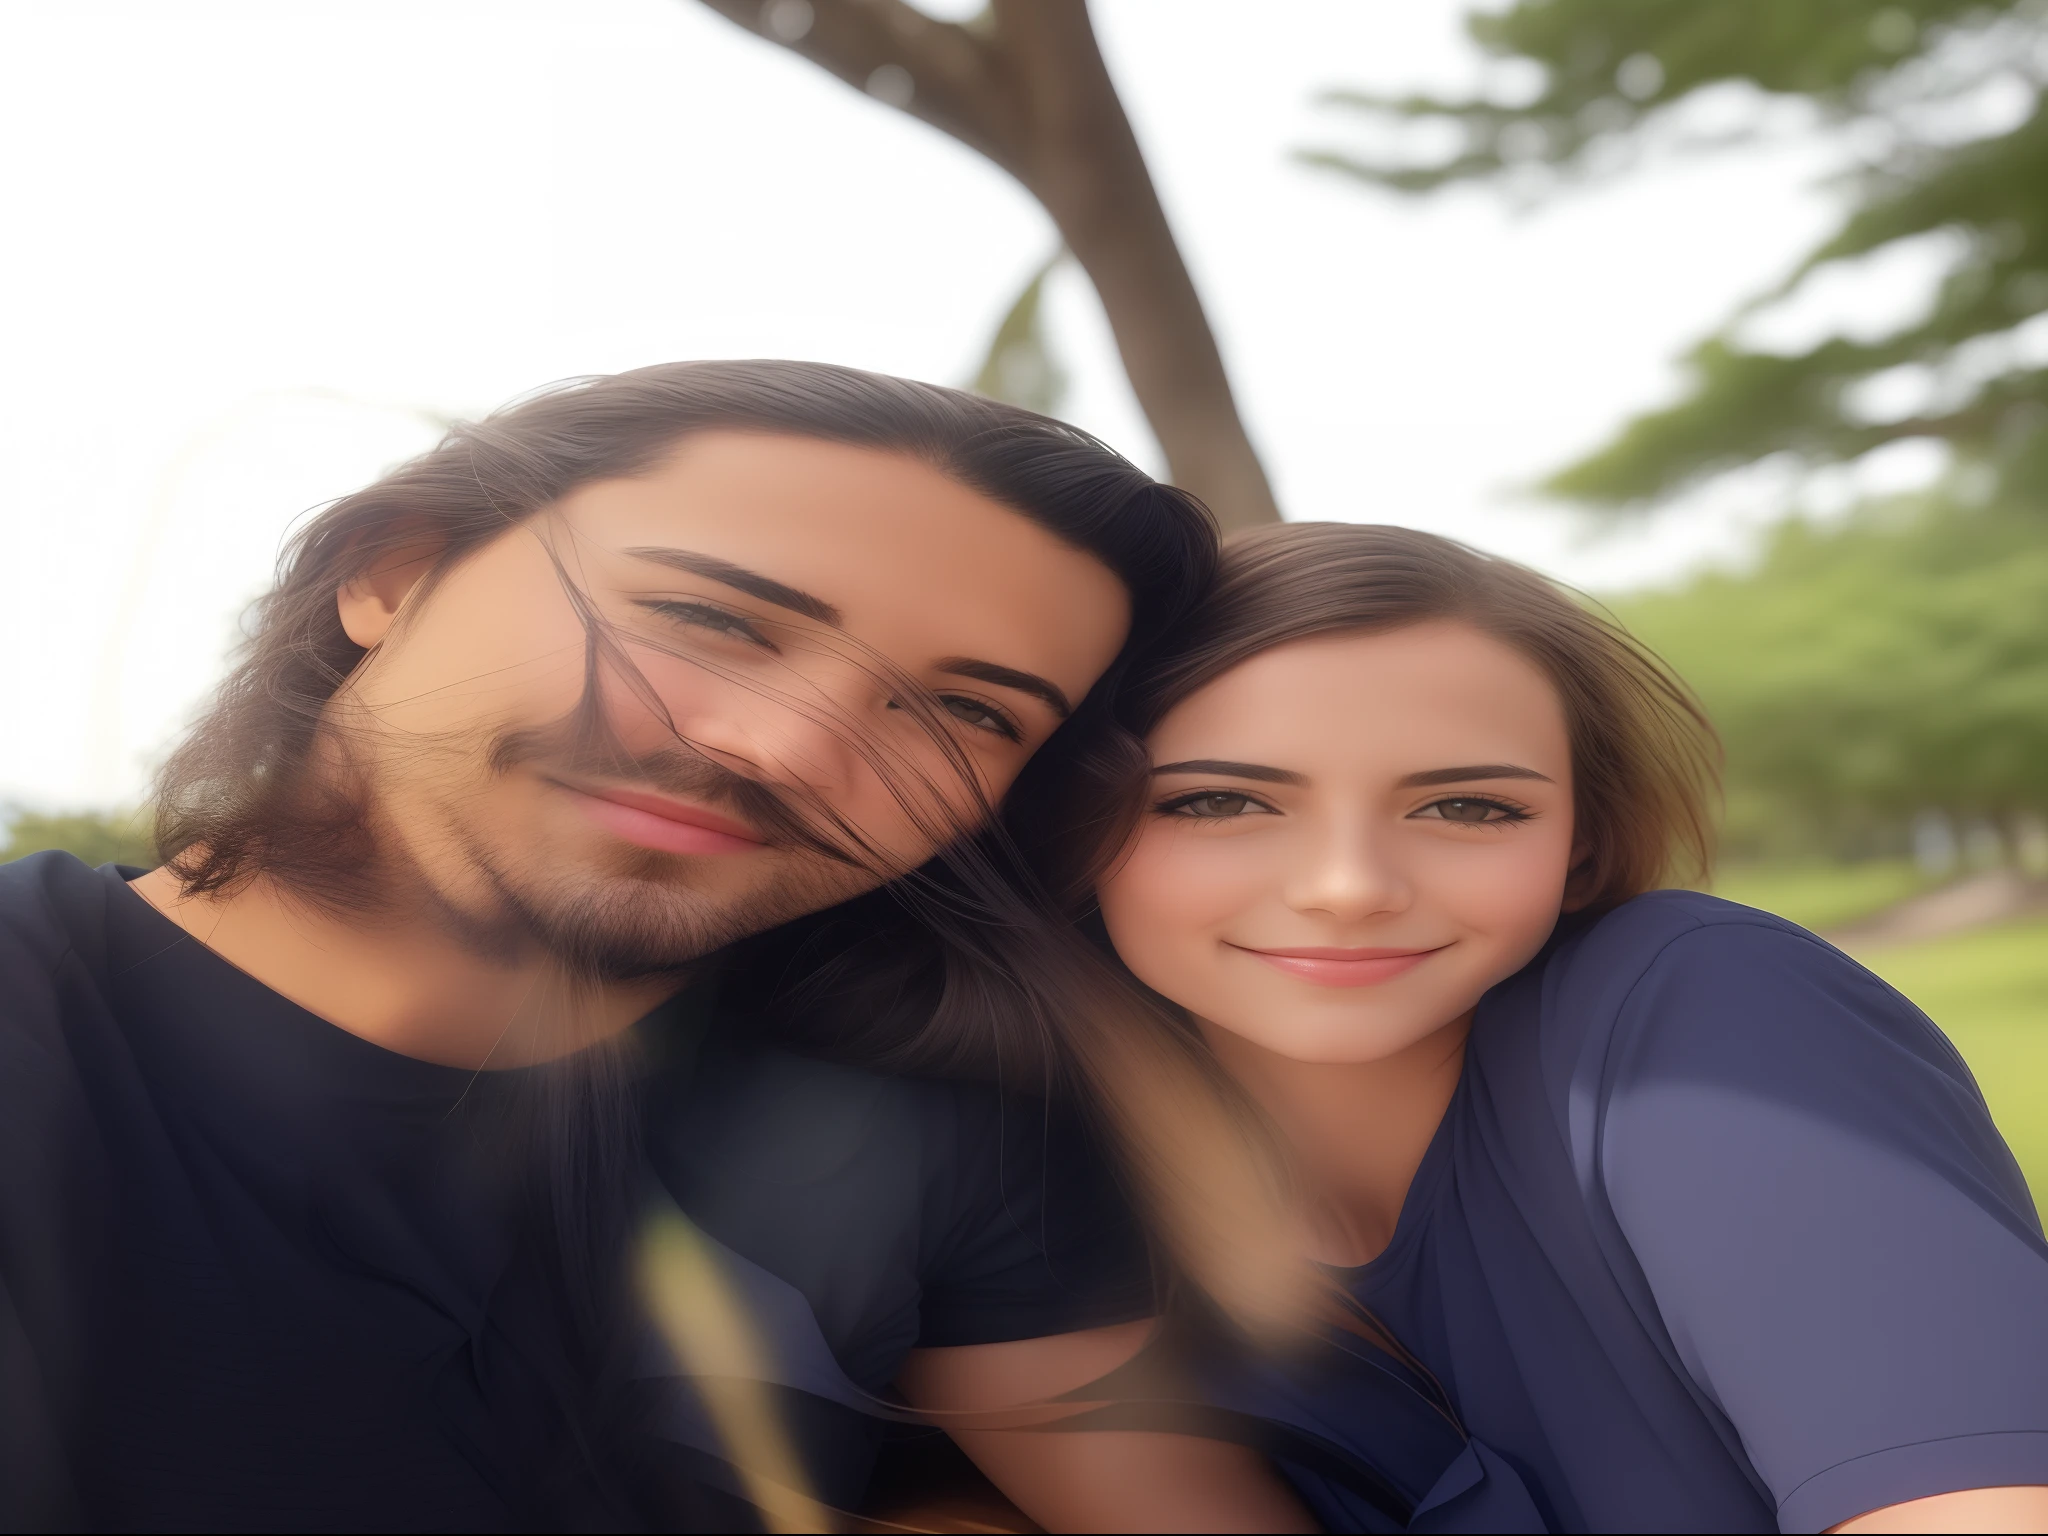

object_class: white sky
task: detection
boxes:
[0,0,1912,808]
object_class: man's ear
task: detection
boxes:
[337,537,445,650]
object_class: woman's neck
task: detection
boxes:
[1200,1011,1472,1268]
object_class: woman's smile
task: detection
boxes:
[1227,941,1449,987]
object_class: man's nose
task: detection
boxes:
[1281,816,1414,924]
[639,644,921,799]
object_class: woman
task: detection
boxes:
[1052,522,2048,1532]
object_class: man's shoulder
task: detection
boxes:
[0,849,112,964]
[0,852,130,1026]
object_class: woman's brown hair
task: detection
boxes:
[1038,521,1721,915]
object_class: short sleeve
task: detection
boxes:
[1599,916,2048,1532]
[913,1092,1154,1349]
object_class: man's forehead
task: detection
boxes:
[569,435,1040,560]
[563,435,1122,618]
[538,431,1131,708]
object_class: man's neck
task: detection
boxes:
[130,865,681,1070]
[1201,1012,1471,1269]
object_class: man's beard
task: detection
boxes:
[422,723,902,982]
[450,826,875,983]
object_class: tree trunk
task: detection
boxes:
[688,0,1282,530]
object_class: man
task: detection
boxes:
[0,362,1310,1531]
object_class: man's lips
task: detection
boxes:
[559,783,766,856]
[1228,943,1448,988]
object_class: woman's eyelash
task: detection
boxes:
[638,599,776,651]
[1414,795,1533,826]
[1153,789,1277,819]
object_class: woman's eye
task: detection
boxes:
[939,695,1021,742]
[642,600,774,649]
[1419,797,1521,825]
[1167,792,1263,819]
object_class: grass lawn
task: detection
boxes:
[1706,860,1936,934]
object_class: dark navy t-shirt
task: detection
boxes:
[0,852,1148,1531]
[1227,891,2048,1534]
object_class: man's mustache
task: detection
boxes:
[489,723,848,860]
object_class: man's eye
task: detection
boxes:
[939,695,1021,742]
[1163,792,1265,819]
[641,600,774,649]
[1418,797,1524,825]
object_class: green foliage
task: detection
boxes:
[0,809,157,869]
[1307,0,2048,510]
[1619,498,2048,851]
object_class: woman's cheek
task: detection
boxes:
[1439,827,1575,971]
[1098,826,1245,1008]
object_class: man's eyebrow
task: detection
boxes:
[1398,764,1555,787]
[624,547,842,627]
[937,658,1072,720]
[1151,759,1307,785]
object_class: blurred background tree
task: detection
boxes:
[689,0,1281,530]
[0,809,155,869]
[1306,0,2048,869]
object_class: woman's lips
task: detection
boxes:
[1230,943,1446,987]
[565,784,765,856]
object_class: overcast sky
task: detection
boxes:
[0,0,1927,808]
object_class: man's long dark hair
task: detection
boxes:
[150,362,1319,1521]
[156,360,1211,906]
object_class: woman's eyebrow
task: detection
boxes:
[1398,764,1554,787]
[1151,759,1307,785]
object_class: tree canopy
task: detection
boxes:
[1618,498,2048,856]
[1307,0,2048,513]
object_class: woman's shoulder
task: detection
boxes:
[1479,888,1971,1113]
[1522,887,1884,1031]
[1562,886,1831,968]
[1472,890,2034,1236]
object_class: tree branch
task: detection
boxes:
[689,0,1281,528]
[691,0,1021,172]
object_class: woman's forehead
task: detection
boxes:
[1153,623,1571,766]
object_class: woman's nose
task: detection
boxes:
[1281,819,1413,923]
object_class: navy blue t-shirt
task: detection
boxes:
[1224,891,2048,1533]
[0,852,1148,1530]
